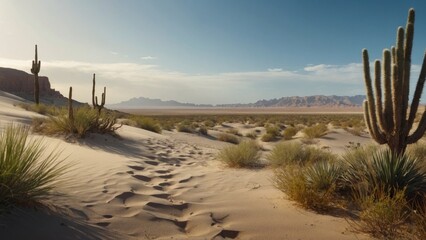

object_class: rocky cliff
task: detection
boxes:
[0,67,65,104]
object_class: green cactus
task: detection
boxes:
[91,73,106,114]
[363,8,426,155]
[68,86,74,129]
[31,45,41,105]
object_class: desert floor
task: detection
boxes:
[0,92,372,239]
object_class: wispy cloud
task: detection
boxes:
[141,56,156,60]
[0,58,405,104]
[109,51,118,55]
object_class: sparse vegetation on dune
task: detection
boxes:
[282,126,298,140]
[0,125,67,213]
[132,116,162,133]
[303,123,328,139]
[217,133,240,144]
[218,140,260,168]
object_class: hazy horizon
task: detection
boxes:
[1,0,426,104]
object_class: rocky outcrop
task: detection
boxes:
[0,67,64,103]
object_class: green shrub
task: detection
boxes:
[265,124,281,136]
[274,162,340,210]
[353,189,409,239]
[261,133,276,142]
[245,131,257,139]
[282,127,298,140]
[343,148,426,204]
[268,142,337,167]
[198,125,208,135]
[134,117,162,133]
[218,141,260,168]
[33,107,119,138]
[203,120,216,128]
[177,122,194,133]
[19,103,59,116]
[217,133,239,144]
[0,125,67,213]
[303,123,328,139]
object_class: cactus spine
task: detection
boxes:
[363,8,426,155]
[91,73,106,114]
[31,45,41,105]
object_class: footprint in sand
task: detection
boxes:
[132,174,152,182]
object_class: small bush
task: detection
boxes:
[282,127,298,140]
[268,142,337,167]
[19,103,58,116]
[198,125,208,135]
[0,125,67,212]
[245,131,257,139]
[204,120,216,128]
[134,117,162,133]
[274,162,340,210]
[217,133,239,144]
[33,107,119,138]
[177,122,194,133]
[407,141,426,172]
[353,189,409,239]
[303,123,328,139]
[265,124,281,136]
[261,133,276,142]
[344,126,365,136]
[218,141,260,168]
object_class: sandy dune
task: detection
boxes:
[0,91,372,239]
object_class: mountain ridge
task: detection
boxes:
[109,95,366,109]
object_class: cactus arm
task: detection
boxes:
[383,49,393,132]
[68,87,74,129]
[101,87,106,106]
[406,53,426,144]
[373,60,387,132]
[92,74,96,108]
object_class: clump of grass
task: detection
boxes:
[33,106,119,138]
[261,133,276,142]
[282,126,298,140]
[245,131,257,139]
[133,117,162,133]
[268,142,337,167]
[217,133,239,144]
[303,123,328,139]
[352,189,409,239]
[226,128,242,136]
[274,161,341,210]
[261,124,281,142]
[218,141,260,168]
[407,141,426,172]
[0,125,67,213]
[177,121,194,133]
[19,103,59,116]
[198,125,208,135]
[344,126,365,136]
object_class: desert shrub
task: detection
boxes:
[274,162,341,210]
[0,125,67,213]
[245,131,257,139]
[33,107,119,138]
[265,124,281,136]
[303,123,328,139]
[268,142,337,167]
[407,141,426,172]
[282,127,298,140]
[203,120,216,128]
[19,103,59,116]
[134,117,162,133]
[217,133,239,144]
[218,141,260,168]
[177,121,194,133]
[261,133,276,142]
[198,125,208,135]
[343,148,426,205]
[353,189,409,239]
[226,128,242,136]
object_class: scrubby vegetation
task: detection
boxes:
[131,116,162,133]
[218,141,260,168]
[282,126,298,140]
[303,123,328,139]
[0,125,67,213]
[217,133,240,144]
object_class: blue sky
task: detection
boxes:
[0,0,426,104]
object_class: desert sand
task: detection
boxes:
[0,91,372,239]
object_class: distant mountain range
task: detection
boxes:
[109,95,366,109]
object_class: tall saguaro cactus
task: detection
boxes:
[363,8,426,155]
[31,45,41,105]
[91,73,106,114]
